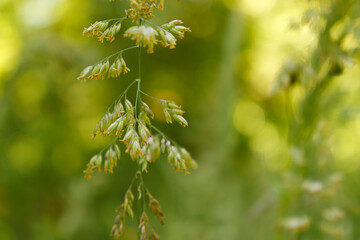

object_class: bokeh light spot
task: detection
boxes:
[233,100,265,135]
[250,123,289,171]
[250,123,279,154]
[331,119,360,172]
[0,18,20,88]
[239,0,276,15]
[20,0,65,28]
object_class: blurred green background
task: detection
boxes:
[1,0,360,239]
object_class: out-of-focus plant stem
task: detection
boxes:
[202,9,243,239]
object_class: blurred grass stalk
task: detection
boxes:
[279,1,355,239]
[198,9,243,239]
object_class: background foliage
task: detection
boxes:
[1,0,360,239]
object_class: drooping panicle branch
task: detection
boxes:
[78,0,196,239]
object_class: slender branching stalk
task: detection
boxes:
[77,0,196,239]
